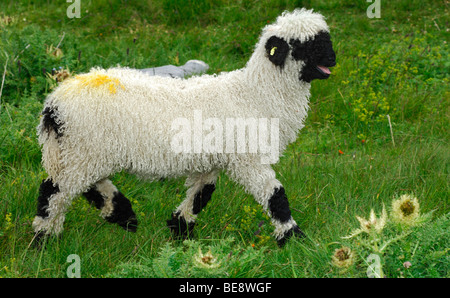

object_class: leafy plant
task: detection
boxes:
[332,195,449,278]
[106,238,267,278]
[320,30,449,141]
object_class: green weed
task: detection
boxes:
[106,238,267,278]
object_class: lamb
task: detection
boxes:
[33,8,336,247]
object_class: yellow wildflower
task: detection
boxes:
[2,212,14,232]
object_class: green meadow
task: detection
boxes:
[0,0,448,278]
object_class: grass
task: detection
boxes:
[0,0,448,278]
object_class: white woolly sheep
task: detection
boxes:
[33,8,336,247]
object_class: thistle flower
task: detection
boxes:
[343,204,387,239]
[391,194,420,226]
[331,246,355,270]
[46,67,73,90]
[0,15,16,26]
[46,44,63,59]
[193,247,220,269]
[403,261,412,269]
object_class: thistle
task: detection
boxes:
[193,247,220,269]
[391,194,420,226]
[331,246,355,271]
[45,67,73,90]
[46,44,63,59]
[343,204,387,239]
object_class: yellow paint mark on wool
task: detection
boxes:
[75,73,125,94]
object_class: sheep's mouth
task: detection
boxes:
[316,65,331,77]
[316,59,336,78]
[300,61,336,83]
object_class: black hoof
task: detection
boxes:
[32,231,62,249]
[32,231,47,249]
[276,225,305,247]
[167,212,195,239]
[104,192,138,232]
[106,213,138,232]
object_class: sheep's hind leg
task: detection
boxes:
[167,170,219,239]
[32,179,72,245]
[83,179,138,232]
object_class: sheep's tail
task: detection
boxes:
[37,103,65,180]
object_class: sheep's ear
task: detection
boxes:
[265,36,289,68]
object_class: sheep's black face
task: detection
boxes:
[291,31,336,83]
[265,31,336,83]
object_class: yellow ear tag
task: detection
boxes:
[270,47,277,56]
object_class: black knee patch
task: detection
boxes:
[167,212,195,239]
[83,187,105,209]
[36,179,59,218]
[83,188,138,232]
[268,187,291,223]
[277,225,305,247]
[192,183,215,214]
[105,192,138,232]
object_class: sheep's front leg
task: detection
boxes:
[167,170,219,239]
[227,163,305,247]
[267,186,305,246]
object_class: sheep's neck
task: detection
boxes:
[239,65,311,147]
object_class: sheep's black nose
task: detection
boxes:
[319,53,336,68]
[327,51,336,66]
